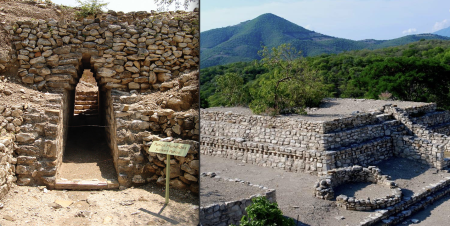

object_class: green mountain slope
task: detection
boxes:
[434,26,450,37]
[201,13,450,68]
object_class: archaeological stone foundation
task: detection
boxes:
[0,7,199,196]
[201,102,450,225]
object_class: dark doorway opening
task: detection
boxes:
[56,67,118,188]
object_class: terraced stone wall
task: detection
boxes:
[5,9,200,191]
[201,102,449,175]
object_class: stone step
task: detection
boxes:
[74,105,98,110]
[76,91,98,96]
[55,179,119,190]
[76,96,98,101]
[75,100,98,105]
[74,109,99,114]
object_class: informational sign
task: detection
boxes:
[148,141,191,204]
[148,141,190,157]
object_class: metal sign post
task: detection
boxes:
[148,141,191,204]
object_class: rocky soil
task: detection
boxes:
[204,98,428,121]
[0,183,199,226]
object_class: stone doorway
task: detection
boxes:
[55,68,118,189]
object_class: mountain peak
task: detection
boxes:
[201,13,450,68]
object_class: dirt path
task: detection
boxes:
[57,126,117,181]
[0,183,199,226]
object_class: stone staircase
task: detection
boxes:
[74,90,98,115]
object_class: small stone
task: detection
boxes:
[3,215,14,221]
[120,200,135,206]
[55,199,73,208]
[411,219,419,223]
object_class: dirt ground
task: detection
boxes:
[402,194,450,225]
[200,175,267,206]
[200,155,450,226]
[204,98,428,121]
[57,126,117,181]
[0,183,199,226]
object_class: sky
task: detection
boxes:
[201,0,450,40]
[52,0,198,13]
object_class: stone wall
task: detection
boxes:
[314,166,401,211]
[3,9,200,191]
[201,102,450,176]
[360,175,450,226]
[15,94,66,187]
[6,9,198,92]
[199,174,277,226]
[0,137,16,199]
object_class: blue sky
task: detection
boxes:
[201,0,450,40]
[52,0,198,13]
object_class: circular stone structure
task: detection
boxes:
[314,165,402,210]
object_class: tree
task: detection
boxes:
[251,44,329,115]
[353,57,450,107]
[154,0,198,11]
[207,72,247,107]
[257,43,302,114]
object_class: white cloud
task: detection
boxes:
[305,24,313,30]
[402,28,417,34]
[432,19,450,32]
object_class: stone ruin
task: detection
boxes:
[201,101,450,224]
[314,165,401,211]
[201,103,450,173]
[0,7,200,196]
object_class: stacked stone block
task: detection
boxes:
[360,176,450,226]
[201,102,450,175]
[4,9,200,191]
[6,10,199,92]
[314,166,401,210]
[74,90,99,115]
[12,92,70,188]
[108,90,199,190]
[199,174,276,226]
[0,137,16,199]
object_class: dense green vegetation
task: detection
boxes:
[201,39,450,112]
[200,13,450,68]
[233,197,295,226]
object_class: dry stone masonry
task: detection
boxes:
[0,8,199,196]
[201,103,450,174]
[199,173,277,226]
[6,9,198,91]
[314,166,401,210]
[201,100,450,223]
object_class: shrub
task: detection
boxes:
[235,196,294,226]
[75,0,108,19]
[378,91,392,100]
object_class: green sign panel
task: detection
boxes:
[148,141,190,157]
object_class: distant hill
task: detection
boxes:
[434,26,450,37]
[201,13,450,68]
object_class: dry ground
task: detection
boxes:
[0,183,199,226]
[204,98,428,121]
[200,155,450,226]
